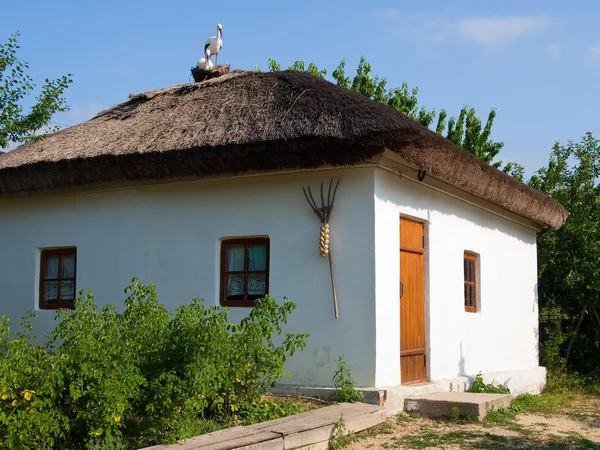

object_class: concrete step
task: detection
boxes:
[404,392,512,421]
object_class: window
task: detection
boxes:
[39,248,77,310]
[464,252,478,313]
[220,238,269,307]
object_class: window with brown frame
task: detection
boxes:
[39,248,77,310]
[464,252,478,313]
[220,238,270,307]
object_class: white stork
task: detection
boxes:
[197,48,213,70]
[205,23,223,66]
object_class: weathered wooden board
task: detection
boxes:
[140,402,386,450]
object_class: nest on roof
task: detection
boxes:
[191,64,230,82]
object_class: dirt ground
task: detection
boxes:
[344,394,600,449]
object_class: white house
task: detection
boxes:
[0,70,567,410]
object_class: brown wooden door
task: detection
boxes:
[400,217,426,384]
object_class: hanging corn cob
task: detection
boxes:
[303,179,341,318]
[319,224,330,257]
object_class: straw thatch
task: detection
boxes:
[0,70,566,229]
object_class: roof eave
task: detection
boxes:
[373,151,563,232]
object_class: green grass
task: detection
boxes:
[327,419,396,449]
[395,412,417,424]
[385,429,600,449]
[484,391,577,427]
[343,391,600,449]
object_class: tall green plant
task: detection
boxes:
[530,133,600,375]
[332,355,363,403]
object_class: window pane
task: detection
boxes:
[227,245,245,272]
[60,281,75,302]
[464,284,475,308]
[248,244,267,271]
[61,254,76,278]
[248,273,266,299]
[45,256,59,279]
[44,281,58,304]
[464,257,475,283]
[226,274,245,300]
[464,258,468,282]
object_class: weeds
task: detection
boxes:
[450,406,477,423]
[466,372,510,394]
[332,355,364,403]
[327,419,351,450]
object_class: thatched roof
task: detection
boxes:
[0,70,566,229]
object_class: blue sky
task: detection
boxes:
[3,0,599,175]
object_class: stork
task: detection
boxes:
[205,23,223,66]
[197,48,213,70]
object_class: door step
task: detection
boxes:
[405,392,512,421]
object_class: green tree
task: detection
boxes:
[530,133,600,375]
[0,33,72,149]
[263,56,522,177]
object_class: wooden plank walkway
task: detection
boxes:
[143,402,386,450]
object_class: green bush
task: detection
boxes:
[0,313,68,449]
[0,279,309,449]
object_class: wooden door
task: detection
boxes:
[399,217,426,384]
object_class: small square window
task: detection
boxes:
[464,252,478,313]
[39,248,77,310]
[220,238,269,307]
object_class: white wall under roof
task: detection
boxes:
[0,166,543,390]
[374,168,541,386]
[0,168,377,387]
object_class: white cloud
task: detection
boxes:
[64,103,108,126]
[455,15,549,46]
[547,42,564,58]
[375,11,549,48]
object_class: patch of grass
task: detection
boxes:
[484,407,518,426]
[566,436,600,449]
[485,391,576,428]
[328,418,396,449]
[355,420,395,439]
[389,429,600,449]
[394,412,415,424]
[511,392,576,414]
[345,390,600,449]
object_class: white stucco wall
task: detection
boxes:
[0,166,543,391]
[374,169,541,387]
[0,169,377,387]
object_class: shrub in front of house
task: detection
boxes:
[0,278,308,449]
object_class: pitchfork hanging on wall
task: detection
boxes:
[303,179,341,318]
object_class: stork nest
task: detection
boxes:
[191,64,231,82]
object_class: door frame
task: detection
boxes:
[399,214,431,384]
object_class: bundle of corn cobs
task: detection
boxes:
[319,223,330,257]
